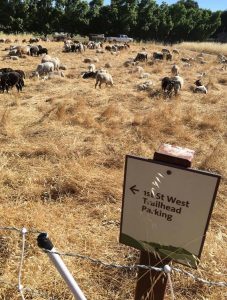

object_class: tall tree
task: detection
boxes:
[63,0,89,34]
[135,0,159,40]
[88,0,104,34]
[156,3,173,42]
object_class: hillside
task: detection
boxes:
[0,37,226,300]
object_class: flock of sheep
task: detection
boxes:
[78,46,210,97]
[0,37,226,97]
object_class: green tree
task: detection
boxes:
[63,0,89,34]
[135,0,159,40]
[88,0,104,34]
[156,3,173,42]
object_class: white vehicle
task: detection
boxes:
[105,34,133,43]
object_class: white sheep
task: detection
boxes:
[88,64,96,72]
[95,70,113,88]
[130,66,144,74]
[10,56,19,60]
[171,75,184,95]
[41,55,60,70]
[194,80,207,94]
[33,62,55,78]
[43,71,65,80]
[139,72,151,79]
[138,81,153,91]
[171,64,180,76]
[172,75,184,86]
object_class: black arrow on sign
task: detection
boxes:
[130,185,140,195]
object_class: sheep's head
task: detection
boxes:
[195,79,202,86]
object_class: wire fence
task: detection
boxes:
[0,226,226,300]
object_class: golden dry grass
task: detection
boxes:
[178,42,227,56]
[0,37,226,299]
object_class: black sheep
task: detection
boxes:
[37,48,48,55]
[1,72,24,93]
[134,52,148,62]
[82,71,97,79]
[14,69,26,79]
[0,67,14,73]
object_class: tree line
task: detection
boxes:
[0,0,226,43]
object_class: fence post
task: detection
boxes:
[37,233,87,300]
[135,144,195,300]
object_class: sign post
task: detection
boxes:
[119,144,221,299]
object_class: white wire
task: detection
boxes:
[18,227,27,300]
[0,226,226,290]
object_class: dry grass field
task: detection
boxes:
[178,42,227,56]
[0,35,226,299]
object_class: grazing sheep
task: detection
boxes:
[0,72,24,92]
[171,64,180,76]
[165,53,173,61]
[43,71,65,80]
[14,69,26,80]
[84,58,99,63]
[161,75,183,97]
[82,71,97,79]
[162,48,171,54]
[139,72,151,79]
[0,68,14,73]
[153,52,164,60]
[172,75,184,88]
[59,64,67,70]
[96,49,105,54]
[88,64,96,72]
[138,81,153,91]
[105,62,112,68]
[37,48,48,55]
[30,45,39,56]
[10,56,19,60]
[182,62,191,68]
[105,45,112,51]
[8,49,18,56]
[33,62,55,78]
[124,59,139,67]
[41,54,52,63]
[78,43,85,53]
[16,45,30,56]
[41,55,60,70]
[194,80,208,94]
[130,66,144,74]
[181,57,193,63]
[95,70,113,88]
[134,52,148,62]
[29,37,40,43]
[172,49,180,54]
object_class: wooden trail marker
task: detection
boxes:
[119,144,221,300]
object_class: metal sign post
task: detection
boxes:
[119,144,221,300]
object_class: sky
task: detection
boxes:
[103,1,227,12]
[155,0,227,11]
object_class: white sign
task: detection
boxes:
[120,155,221,267]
